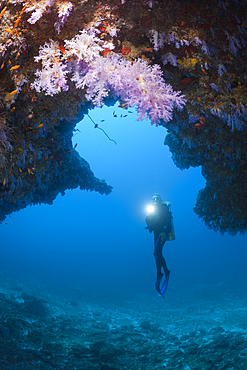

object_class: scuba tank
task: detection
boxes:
[164,202,175,241]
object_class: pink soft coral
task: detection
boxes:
[32,32,186,124]
[31,40,68,95]
[77,54,186,125]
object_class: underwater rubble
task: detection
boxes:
[0,272,247,370]
[1,0,247,233]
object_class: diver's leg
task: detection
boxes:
[154,239,163,281]
[160,241,170,278]
[161,255,170,278]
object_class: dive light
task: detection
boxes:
[146,204,155,214]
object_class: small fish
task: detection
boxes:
[9,65,20,71]
[197,97,201,102]
[37,124,44,128]
[0,6,7,18]
[19,168,22,172]
[141,48,153,52]
[178,77,193,86]
[4,29,13,34]
[15,53,20,59]
[128,111,133,113]
[10,89,18,95]
[201,68,207,74]
[101,119,105,122]
[74,143,77,149]
[3,178,7,185]
[28,168,31,174]
[198,115,206,125]
[194,123,203,128]
[13,16,21,29]
[123,114,127,117]
[1,62,4,69]
[27,114,33,119]
[31,167,36,171]
[10,107,15,112]
[113,111,117,117]
[20,4,28,15]
[118,102,127,109]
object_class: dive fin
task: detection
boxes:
[155,278,162,296]
[160,271,170,297]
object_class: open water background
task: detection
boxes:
[1,102,247,308]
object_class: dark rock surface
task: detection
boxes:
[1,0,247,233]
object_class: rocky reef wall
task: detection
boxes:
[0,0,247,233]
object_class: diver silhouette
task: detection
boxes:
[145,193,174,296]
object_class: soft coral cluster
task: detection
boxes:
[55,1,73,33]
[86,54,186,125]
[26,0,73,34]
[26,0,54,24]
[64,30,104,63]
[31,39,68,96]
[31,31,186,125]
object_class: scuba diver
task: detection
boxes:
[145,193,175,296]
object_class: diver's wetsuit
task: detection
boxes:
[145,202,172,282]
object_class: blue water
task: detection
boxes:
[1,102,247,301]
[1,103,247,369]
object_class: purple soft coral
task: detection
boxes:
[55,1,73,34]
[32,32,186,124]
[31,40,68,95]
[77,54,186,125]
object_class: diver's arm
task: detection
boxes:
[145,215,157,232]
